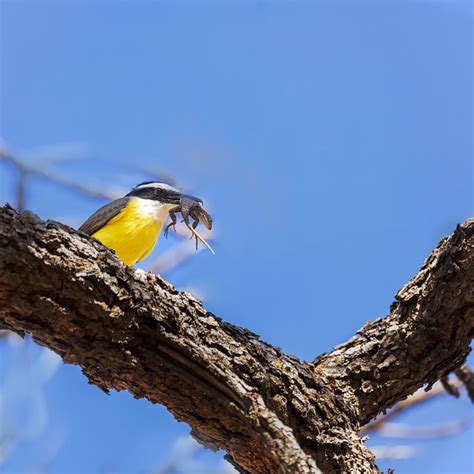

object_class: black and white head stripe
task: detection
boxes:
[127,181,183,203]
[133,181,180,193]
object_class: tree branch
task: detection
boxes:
[0,204,472,473]
[314,220,473,426]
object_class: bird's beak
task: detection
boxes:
[163,191,204,205]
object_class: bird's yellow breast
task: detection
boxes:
[92,197,171,265]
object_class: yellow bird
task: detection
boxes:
[79,181,204,265]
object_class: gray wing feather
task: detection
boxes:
[78,197,130,235]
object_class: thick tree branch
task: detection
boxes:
[314,220,474,426]
[0,204,472,473]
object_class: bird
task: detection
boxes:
[79,181,203,266]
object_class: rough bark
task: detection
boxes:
[0,204,472,473]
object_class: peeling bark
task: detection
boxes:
[0,204,472,473]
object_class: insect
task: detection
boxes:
[164,194,215,254]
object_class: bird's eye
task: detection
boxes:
[154,188,163,195]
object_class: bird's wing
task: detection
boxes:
[78,197,130,236]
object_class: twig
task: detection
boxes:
[371,445,417,460]
[0,147,119,200]
[441,375,461,398]
[455,364,474,402]
[376,418,471,440]
[361,381,464,435]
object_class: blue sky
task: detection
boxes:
[1,1,472,473]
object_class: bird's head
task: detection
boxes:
[126,180,214,254]
[127,181,202,206]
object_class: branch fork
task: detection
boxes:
[0,204,472,473]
